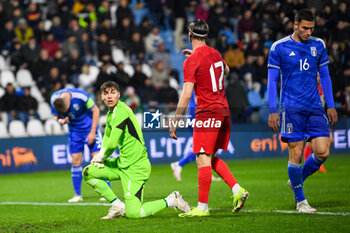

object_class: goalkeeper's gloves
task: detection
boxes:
[91,149,106,168]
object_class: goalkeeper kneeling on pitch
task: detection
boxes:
[83,81,190,219]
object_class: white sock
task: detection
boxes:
[232,183,242,195]
[111,198,123,207]
[197,202,208,212]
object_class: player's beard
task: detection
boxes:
[297,28,308,42]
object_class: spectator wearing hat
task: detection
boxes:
[15,18,34,44]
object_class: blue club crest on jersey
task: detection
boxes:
[310,47,317,57]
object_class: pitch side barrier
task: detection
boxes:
[0,120,349,174]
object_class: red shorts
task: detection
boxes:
[192,116,231,154]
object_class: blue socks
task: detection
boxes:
[288,162,305,203]
[178,152,196,167]
[71,166,83,195]
[302,153,325,181]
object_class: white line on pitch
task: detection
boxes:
[0,202,110,206]
[0,202,349,216]
[209,208,350,216]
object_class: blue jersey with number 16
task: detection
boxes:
[267,35,330,109]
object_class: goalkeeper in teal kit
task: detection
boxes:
[83,81,190,219]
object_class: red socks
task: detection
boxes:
[198,166,212,203]
[303,144,312,162]
[212,156,237,189]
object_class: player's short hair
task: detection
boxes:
[294,8,315,23]
[53,97,66,113]
[188,19,209,41]
[100,81,120,92]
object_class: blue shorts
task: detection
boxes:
[68,130,102,154]
[280,108,330,143]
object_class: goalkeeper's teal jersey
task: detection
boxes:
[102,101,148,168]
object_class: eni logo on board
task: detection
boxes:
[250,134,288,152]
[0,147,37,167]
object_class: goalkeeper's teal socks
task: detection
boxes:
[71,166,83,195]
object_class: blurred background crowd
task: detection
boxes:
[0,0,349,134]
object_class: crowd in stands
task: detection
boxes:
[0,0,349,136]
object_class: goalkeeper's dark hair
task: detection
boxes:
[294,8,315,23]
[100,81,120,92]
[188,19,209,41]
[53,98,66,113]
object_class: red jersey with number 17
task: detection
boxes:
[183,45,230,117]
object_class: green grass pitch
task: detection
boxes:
[0,154,349,233]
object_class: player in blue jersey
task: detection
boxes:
[51,88,105,202]
[267,9,338,213]
[170,93,221,182]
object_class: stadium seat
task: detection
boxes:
[44,118,64,135]
[9,120,27,137]
[27,119,46,137]
[0,122,9,138]
[0,69,16,87]
[38,102,52,120]
[65,83,75,89]
[78,65,99,88]
[99,115,107,132]
[88,65,99,83]
[30,85,45,102]
[16,69,35,87]
[112,48,125,64]
[0,87,4,98]
[141,63,152,78]
[0,55,8,70]
[44,20,52,31]
[132,8,150,26]
[124,64,135,77]
[0,111,8,125]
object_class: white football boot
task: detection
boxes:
[170,162,182,182]
[101,202,126,219]
[166,191,191,213]
[68,195,83,203]
[297,200,317,213]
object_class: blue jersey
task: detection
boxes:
[50,88,96,133]
[268,35,330,109]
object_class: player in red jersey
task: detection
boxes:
[303,75,332,173]
[169,19,248,217]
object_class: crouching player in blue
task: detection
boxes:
[83,81,190,219]
[267,9,338,213]
[51,88,106,202]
